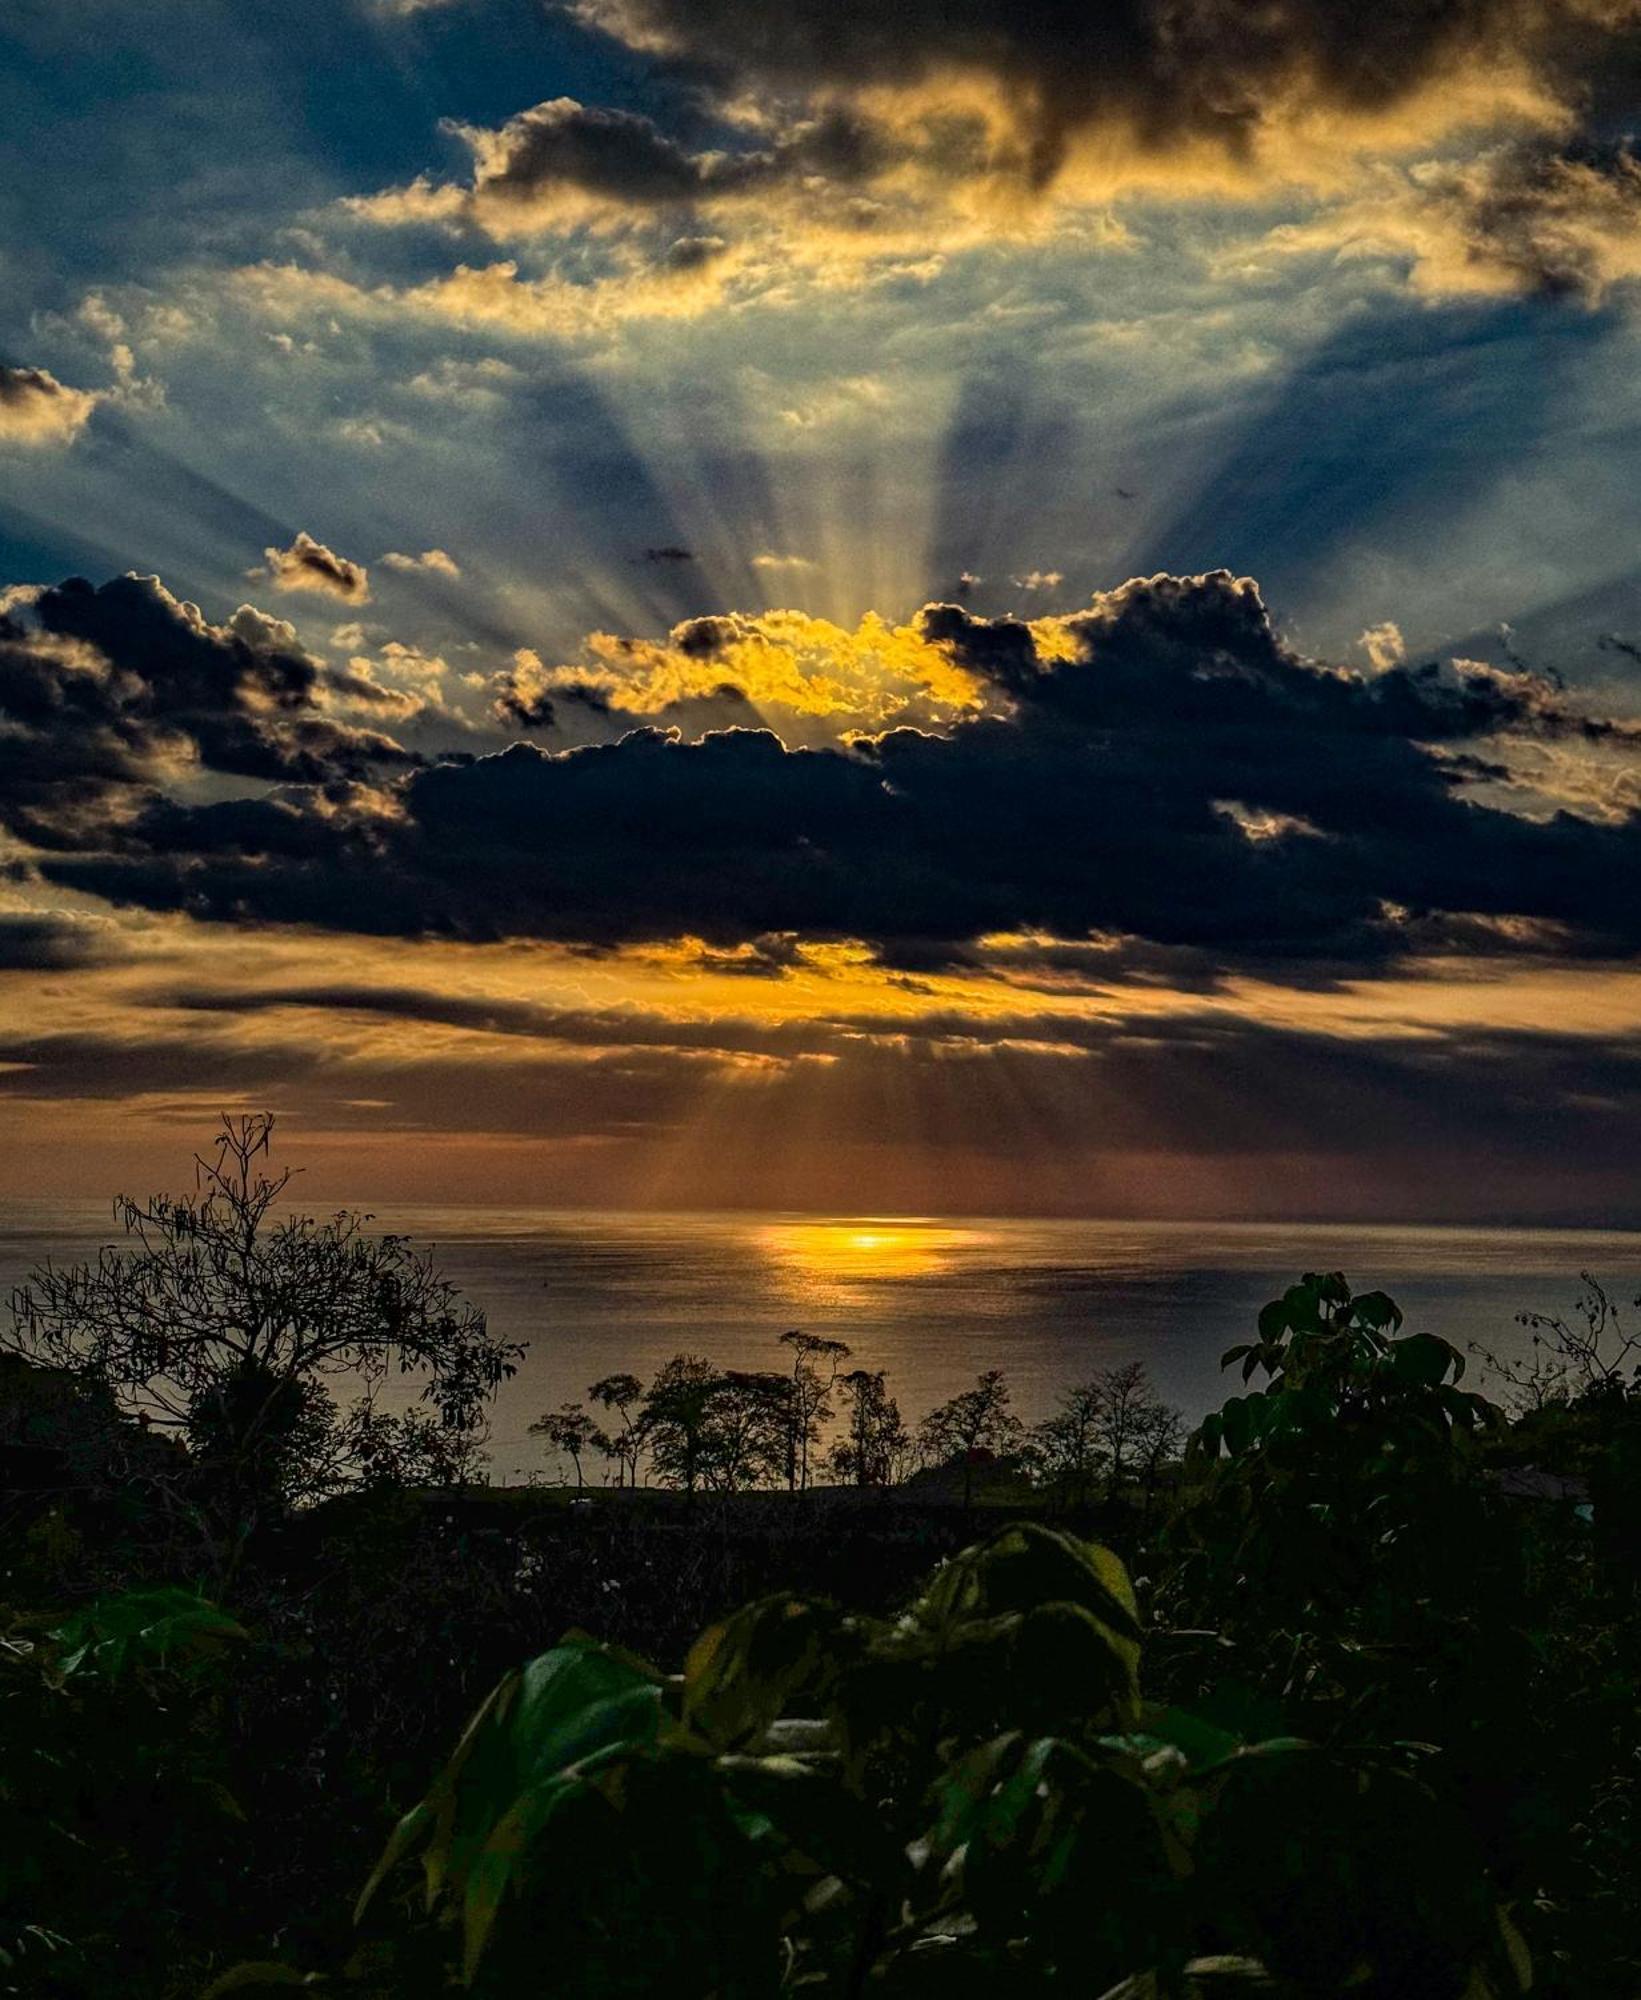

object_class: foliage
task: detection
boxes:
[6,1238,1641,1998]
[1166,1272,1511,1710]
[0,1589,248,1996]
[327,1522,1529,1998]
[2,1117,519,1570]
[634,1357,794,1494]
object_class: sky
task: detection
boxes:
[2,0,1641,1221]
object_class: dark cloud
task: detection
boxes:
[573,0,1638,191]
[455,93,884,218]
[26,567,1641,977]
[0,573,415,846]
[643,544,695,563]
[491,667,557,730]
[465,98,759,207]
[0,909,124,971]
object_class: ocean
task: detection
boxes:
[3,1203,1636,1482]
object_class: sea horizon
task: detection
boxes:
[5,1201,1637,1484]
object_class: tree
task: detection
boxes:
[1130,1396,1185,1512]
[918,1368,1023,1506]
[2,1114,521,1565]
[828,1368,907,1486]
[778,1331,851,1489]
[529,1403,602,1489]
[639,1356,722,1494]
[1095,1362,1166,1495]
[700,1371,790,1492]
[639,1359,794,1494]
[588,1372,645,1487]
[1031,1381,1108,1504]
[339,1402,492,1491]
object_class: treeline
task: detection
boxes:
[530,1342,1183,1506]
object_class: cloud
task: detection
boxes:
[18,968,1641,1221]
[571,0,1637,202]
[258,531,372,602]
[0,573,417,847]
[491,605,982,729]
[1012,569,1063,592]
[381,547,461,577]
[0,365,100,448]
[1258,141,1641,302]
[1358,621,1407,670]
[344,94,887,239]
[26,567,1641,982]
[0,908,126,971]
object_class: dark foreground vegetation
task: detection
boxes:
[3,1121,1640,1997]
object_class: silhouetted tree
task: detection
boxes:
[700,1371,791,1491]
[1130,1396,1184,1514]
[828,1368,907,1486]
[1093,1362,1154,1494]
[779,1331,851,1489]
[639,1356,721,1494]
[918,1368,1022,1506]
[1473,1273,1641,1413]
[1031,1381,1108,1504]
[530,1403,602,1488]
[588,1372,645,1486]
[2,1114,520,1569]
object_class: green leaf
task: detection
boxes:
[920,1524,1142,1644]
[1352,1291,1403,1332]
[1139,1707,1244,1777]
[1388,1332,1459,1389]
[684,1595,838,1752]
[1014,1599,1141,1726]
[356,1637,662,1940]
[1220,1396,1254,1458]
[717,1753,894,1883]
[48,1588,245,1684]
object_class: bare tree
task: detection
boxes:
[3,1115,520,1562]
[1472,1274,1641,1414]
[1131,1397,1185,1515]
[1094,1362,1153,1495]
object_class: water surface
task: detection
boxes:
[3,1203,1635,1482]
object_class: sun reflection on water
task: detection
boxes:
[756,1218,986,1294]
